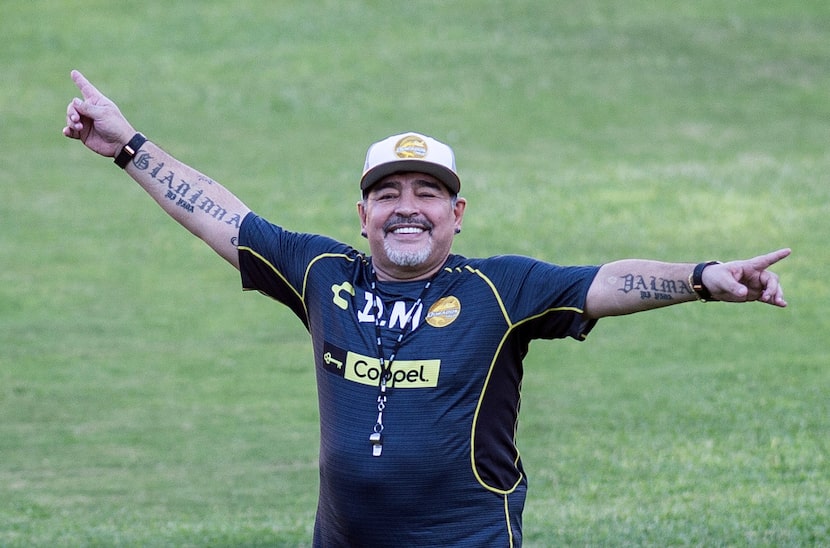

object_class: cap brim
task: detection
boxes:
[360,160,460,195]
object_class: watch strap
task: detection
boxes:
[690,261,721,301]
[114,133,147,169]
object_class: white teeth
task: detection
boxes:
[393,227,424,234]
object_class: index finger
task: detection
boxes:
[750,248,792,270]
[71,69,103,101]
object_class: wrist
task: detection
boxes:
[114,132,147,169]
[689,261,721,301]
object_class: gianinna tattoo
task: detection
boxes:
[133,151,243,229]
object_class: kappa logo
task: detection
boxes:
[321,342,440,388]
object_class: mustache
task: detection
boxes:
[383,215,434,233]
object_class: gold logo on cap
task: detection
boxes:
[426,296,461,328]
[395,135,428,159]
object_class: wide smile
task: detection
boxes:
[390,226,427,236]
[383,216,433,239]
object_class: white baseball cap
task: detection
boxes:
[360,132,461,195]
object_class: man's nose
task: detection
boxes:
[394,190,419,215]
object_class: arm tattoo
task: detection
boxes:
[132,151,151,170]
[133,151,242,229]
[617,273,695,302]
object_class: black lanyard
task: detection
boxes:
[368,267,434,457]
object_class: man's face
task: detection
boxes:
[358,172,466,281]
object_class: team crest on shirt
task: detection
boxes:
[426,296,461,328]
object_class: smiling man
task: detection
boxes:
[358,133,466,280]
[64,70,789,547]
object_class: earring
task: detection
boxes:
[361,230,368,238]
[454,227,462,234]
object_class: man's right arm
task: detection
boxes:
[64,70,250,269]
[123,141,250,269]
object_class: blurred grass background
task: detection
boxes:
[1,0,827,545]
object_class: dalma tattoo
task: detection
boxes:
[618,272,695,302]
[133,151,242,229]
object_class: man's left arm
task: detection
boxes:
[583,248,791,319]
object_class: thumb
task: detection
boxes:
[706,263,748,301]
[729,281,749,300]
[718,268,749,299]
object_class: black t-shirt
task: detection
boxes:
[239,212,600,546]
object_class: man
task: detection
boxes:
[63,70,789,546]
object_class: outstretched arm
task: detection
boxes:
[63,70,250,269]
[583,248,790,319]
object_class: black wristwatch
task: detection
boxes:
[690,261,721,301]
[114,133,147,169]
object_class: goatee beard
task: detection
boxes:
[383,239,433,267]
[382,215,434,267]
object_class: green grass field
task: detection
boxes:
[2,1,828,545]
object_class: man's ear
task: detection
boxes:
[357,200,368,237]
[453,196,467,234]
